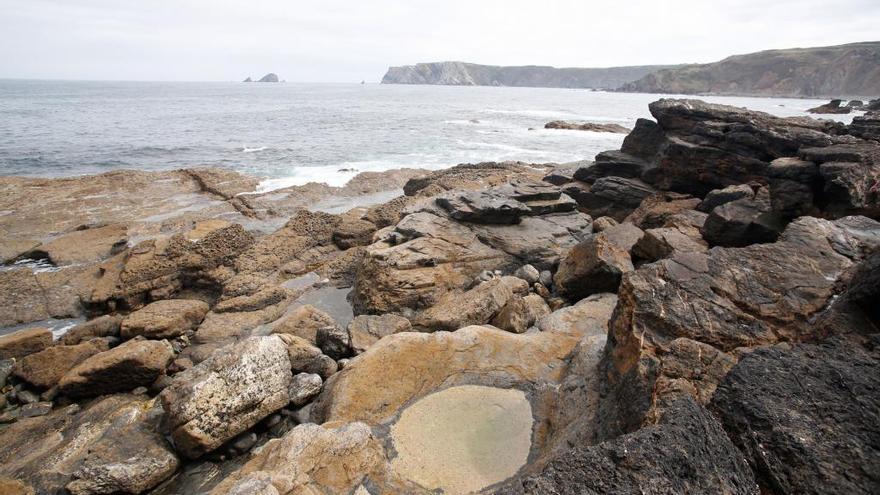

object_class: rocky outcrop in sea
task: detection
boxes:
[1,98,879,494]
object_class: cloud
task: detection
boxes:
[0,0,877,81]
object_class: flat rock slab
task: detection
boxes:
[121,299,209,339]
[391,385,533,494]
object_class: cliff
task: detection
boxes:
[620,41,880,98]
[381,61,681,89]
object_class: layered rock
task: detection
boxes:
[0,328,52,360]
[120,299,209,339]
[58,338,174,398]
[12,339,108,389]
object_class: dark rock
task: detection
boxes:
[568,176,656,221]
[620,118,666,161]
[573,151,651,183]
[712,338,880,495]
[701,188,786,247]
[697,184,755,212]
[849,113,880,142]
[767,157,821,217]
[554,223,644,300]
[257,73,280,83]
[19,401,52,418]
[597,216,880,440]
[542,167,578,186]
[807,99,851,114]
[315,325,351,360]
[516,397,758,495]
[436,190,531,224]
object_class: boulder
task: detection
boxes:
[572,151,651,182]
[807,99,851,114]
[120,299,209,339]
[58,339,174,398]
[61,315,122,344]
[513,264,540,284]
[12,340,108,389]
[591,216,618,232]
[536,293,618,335]
[701,188,786,247]
[554,223,644,300]
[597,216,880,439]
[348,314,412,355]
[620,118,666,161]
[515,397,758,494]
[213,286,289,313]
[0,328,53,360]
[208,423,387,495]
[712,338,879,494]
[625,192,701,229]
[632,225,708,262]
[0,395,178,495]
[332,217,377,249]
[271,304,337,344]
[697,183,755,212]
[849,113,880,142]
[798,144,880,219]
[417,277,514,331]
[289,373,323,407]
[315,325,351,360]
[280,334,338,379]
[160,335,292,459]
[566,177,656,221]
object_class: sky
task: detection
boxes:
[1,0,878,82]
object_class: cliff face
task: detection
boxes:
[620,41,880,98]
[381,62,680,89]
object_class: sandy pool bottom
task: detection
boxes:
[390,384,533,494]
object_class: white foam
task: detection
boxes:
[241,146,268,153]
[482,108,632,122]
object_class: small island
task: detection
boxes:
[243,73,280,83]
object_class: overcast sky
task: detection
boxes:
[1,0,878,82]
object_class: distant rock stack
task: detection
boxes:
[243,73,280,83]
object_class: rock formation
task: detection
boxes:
[1,97,879,495]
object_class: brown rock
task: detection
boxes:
[271,304,337,344]
[332,217,377,249]
[348,314,413,355]
[554,223,644,300]
[12,340,109,389]
[0,328,53,360]
[120,299,209,339]
[61,315,123,345]
[417,278,514,331]
[59,339,174,398]
[30,224,128,265]
[279,334,339,379]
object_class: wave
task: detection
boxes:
[482,108,632,122]
[241,146,268,153]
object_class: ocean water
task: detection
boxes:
[0,80,851,191]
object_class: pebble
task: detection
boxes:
[20,401,53,418]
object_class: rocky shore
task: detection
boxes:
[1,99,879,494]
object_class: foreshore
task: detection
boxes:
[0,100,878,494]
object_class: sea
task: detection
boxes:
[0,80,856,192]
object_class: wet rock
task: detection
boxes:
[544,121,630,133]
[0,395,178,495]
[554,223,644,300]
[315,325,351,360]
[697,183,755,212]
[0,328,53,360]
[271,304,337,344]
[120,299,209,339]
[701,188,786,247]
[61,315,123,344]
[516,397,758,494]
[12,339,108,389]
[289,373,323,407]
[417,277,514,331]
[58,339,174,398]
[712,338,879,495]
[597,216,880,439]
[348,314,412,355]
[160,335,292,459]
[209,422,386,495]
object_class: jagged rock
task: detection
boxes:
[417,277,514,331]
[61,315,123,344]
[644,99,845,196]
[554,223,644,300]
[120,299,209,339]
[849,113,880,142]
[271,304,337,344]
[279,334,338,379]
[697,183,755,212]
[712,338,880,495]
[597,216,880,439]
[807,98,851,114]
[620,118,666,161]
[0,395,178,495]
[348,314,412,355]
[567,176,656,221]
[28,223,128,266]
[257,73,280,83]
[573,151,651,183]
[160,335,292,459]
[0,328,53,360]
[515,397,758,494]
[701,187,786,247]
[209,423,387,495]
[541,167,577,186]
[798,144,880,218]
[544,121,630,133]
[767,157,820,217]
[12,340,108,389]
[58,338,174,398]
[289,373,323,407]
[490,296,532,333]
[363,195,416,228]
[625,192,701,229]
